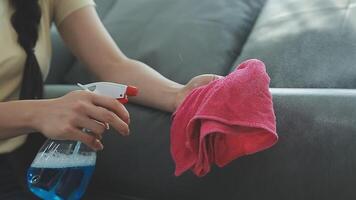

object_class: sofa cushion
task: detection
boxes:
[233,0,356,88]
[62,0,266,84]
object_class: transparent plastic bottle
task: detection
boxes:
[27,139,95,200]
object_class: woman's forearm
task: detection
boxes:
[94,58,183,112]
[0,100,41,139]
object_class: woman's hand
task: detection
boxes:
[174,74,223,110]
[33,90,130,151]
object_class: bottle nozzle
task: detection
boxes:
[126,86,138,96]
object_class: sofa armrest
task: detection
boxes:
[42,85,356,200]
[85,88,356,200]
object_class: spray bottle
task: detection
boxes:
[27,82,138,200]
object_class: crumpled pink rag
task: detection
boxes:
[171,59,278,177]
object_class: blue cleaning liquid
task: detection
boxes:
[27,165,94,200]
[27,151,96,200]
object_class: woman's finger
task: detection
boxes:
[76,116,106,139]
[66,127,104,151]
[85,103,130,136]
[90,93,130,124]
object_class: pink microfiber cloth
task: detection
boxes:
[171,59,278,177]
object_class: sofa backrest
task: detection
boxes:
[234,0,356,88]
[46,0,266,85]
